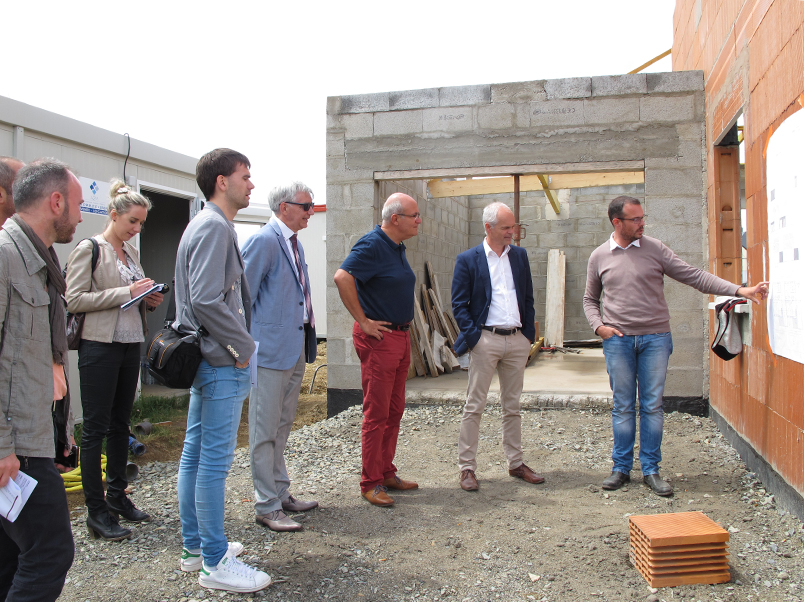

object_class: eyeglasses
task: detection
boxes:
[617,215,647,224]
[283,201,315,211]
[395,213,421,219]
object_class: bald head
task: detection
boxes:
[380,193,421,244]
[0,157,24,224]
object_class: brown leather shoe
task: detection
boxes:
[383,475,419,490]
[460,469,479,491]
[509,463,545,484]
[362,485,394,507]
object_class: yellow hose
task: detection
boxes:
[62,454,107,492]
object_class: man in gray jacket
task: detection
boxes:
[0,159,83,602]
[174,149,270,594]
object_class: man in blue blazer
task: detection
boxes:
[452,202,543,492]
[242,182,318,533]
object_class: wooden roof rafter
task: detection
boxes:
[426,170,644,200]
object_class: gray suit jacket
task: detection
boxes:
[242,218,317,370]
[173,203,255,366]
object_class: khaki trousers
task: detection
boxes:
[458,329,531,472]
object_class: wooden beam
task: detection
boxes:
[628,49,671,74]
[537,174,560,214]
[544,249,566,348]
[426,171,644,198]
[374,160,645,181]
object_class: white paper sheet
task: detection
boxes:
[766,108,804,364]
[0,470,38,523]
[250,342,259,388]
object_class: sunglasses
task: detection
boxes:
[284,201,315,211]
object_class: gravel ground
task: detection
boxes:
[60,405,803,602]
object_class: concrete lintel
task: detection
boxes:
[374,160,645,181]
[390,88,439,111]
[647,71,705,94]
[438,84,491,107]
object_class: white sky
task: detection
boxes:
[3,1,676,209]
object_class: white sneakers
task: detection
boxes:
[180,541,245,572]
[198,549,271,593]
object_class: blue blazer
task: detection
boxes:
[451,243,536,356]
[242,219,317,370]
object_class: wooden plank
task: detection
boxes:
[374,160,645,181]
[408,323,426,377]
[421,284,443,335]
[536,174,560,214]
[544,249,566,348]
[443,311,459,341]
[413,296,439,377]
[429,289,455,346]
[527,336,545,366]
[447,311,460,338]
[427,171,644,198]
[424,261,446,310]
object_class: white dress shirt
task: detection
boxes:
[272,216,309,322]
[483,239,521,329]
[609,233,641,250]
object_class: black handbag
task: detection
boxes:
[66,238,100,350]
[145,284,206,388]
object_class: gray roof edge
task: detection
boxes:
[0,94,197,175]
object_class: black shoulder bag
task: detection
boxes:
[66,238,100,350]
[146,284,206,389]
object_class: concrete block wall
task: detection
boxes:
[327,71,708,410]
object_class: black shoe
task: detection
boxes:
[107,495,151,523]
[601,471,630,490]
[643,473,673,496]
[86,511,132,541]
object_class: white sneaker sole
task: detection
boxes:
[198,573,271,593]
[180,542,245,572]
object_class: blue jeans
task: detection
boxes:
[602,333,673,476]
[178,360,250,567]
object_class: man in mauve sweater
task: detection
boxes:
[583,196,768,496]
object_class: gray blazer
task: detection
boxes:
[242,218,317,370]
[173,203,255,366]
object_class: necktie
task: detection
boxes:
[290,234,315,329]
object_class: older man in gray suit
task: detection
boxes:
[242,182,318,532]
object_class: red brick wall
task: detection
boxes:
[673,0,804,495]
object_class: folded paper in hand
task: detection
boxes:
[0,471,38,522]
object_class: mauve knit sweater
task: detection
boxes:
[583,235,740,336]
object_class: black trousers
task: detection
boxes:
[78,340,141,514]
[0,456,74,602]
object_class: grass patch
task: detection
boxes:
[131,393,191,425]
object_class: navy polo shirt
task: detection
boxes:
[340,225,415,324]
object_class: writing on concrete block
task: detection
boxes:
[533,107,577,115]
[439,113,467,121]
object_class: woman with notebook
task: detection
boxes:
[65,180,163,541]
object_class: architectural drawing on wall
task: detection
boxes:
[766,108,804,364]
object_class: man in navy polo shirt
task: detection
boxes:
[334,193,421,507]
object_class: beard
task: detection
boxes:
[54,204,76,244]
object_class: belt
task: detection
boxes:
[388,323,410,331]
[482,326,519,336]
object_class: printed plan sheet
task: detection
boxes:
[766,108,804,364]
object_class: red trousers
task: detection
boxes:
[352,323,411,493]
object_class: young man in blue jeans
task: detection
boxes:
[174,149,270,593]
[584,196,768,497]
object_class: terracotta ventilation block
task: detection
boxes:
[628,511,730,588]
